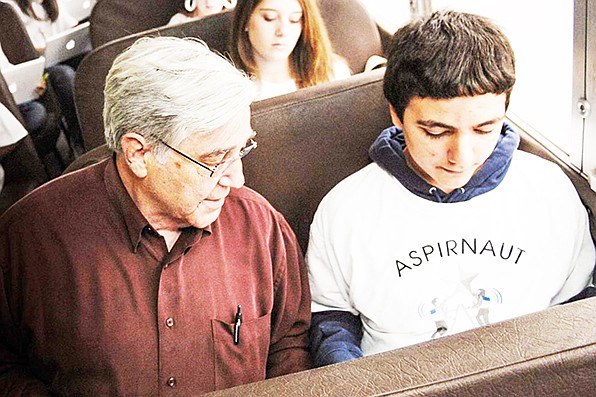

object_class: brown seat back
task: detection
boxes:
[89,0,180,48]
[319,0,383,74]
[0,2,38,64]
[89,0,383,66]
[248,69,389,251]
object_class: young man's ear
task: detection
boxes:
[119,132,151,178]
[389,105,404,129]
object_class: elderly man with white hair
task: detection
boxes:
[0,36,311,396]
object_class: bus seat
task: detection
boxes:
[319,0,383,74]
[248,69,390,252]
[203,296,596,397]
[89,0,179,48]
[0,73,47,214]
[0,2,38,64]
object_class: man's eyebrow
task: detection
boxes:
[198,148,230,159]
[473,116,505,128]
[416,120,455,129]
[197,132,256,159]
[416,116,504,129]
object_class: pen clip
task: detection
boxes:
[233,305,242,345]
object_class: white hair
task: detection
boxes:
[103,36,256,157]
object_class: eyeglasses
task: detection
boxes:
[158,137,257,178]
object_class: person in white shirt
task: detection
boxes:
[0,103,29,193]
[4,0,77,50]
[307,10,595,367]
[229,0,351,101]
[0,45,48,157]
[167,0,231,26]
[4,0,84,154]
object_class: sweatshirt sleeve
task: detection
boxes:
[310,310,363,367]
[307,194,358,314]
[306,195,364,367]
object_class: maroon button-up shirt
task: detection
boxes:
[0,158,311,396]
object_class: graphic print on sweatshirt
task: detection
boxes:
[417,271,503,340]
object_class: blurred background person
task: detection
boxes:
[168,0,233,26]
[230,0,350,101]
[0,45,47,146]
[3,0,84,155]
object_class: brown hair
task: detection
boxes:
[383,10,516,122]
[230,0,336,88]
[16,0,59,22]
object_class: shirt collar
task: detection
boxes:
[103,155,150,252]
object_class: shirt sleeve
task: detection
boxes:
[265,211,312,378]
[0,219,51,396]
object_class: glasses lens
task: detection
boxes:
[212,139,257,176]
[239,139,257,159]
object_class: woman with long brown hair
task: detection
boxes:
[230,0,350,100]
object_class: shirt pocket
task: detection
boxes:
[211,312,271,390]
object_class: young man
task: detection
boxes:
[0,36,311,395]
[307,10,595,367]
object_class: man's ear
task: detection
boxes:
[389,105,404,129]
[120,133,151,178]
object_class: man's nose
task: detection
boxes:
[218,158,245,188]
[447,134,474,167]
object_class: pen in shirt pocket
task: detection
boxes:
[233,305,242,345]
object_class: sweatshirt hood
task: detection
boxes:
[368,122,520,203]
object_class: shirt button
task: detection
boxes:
[166,377,176,388]
[166,317,174,328]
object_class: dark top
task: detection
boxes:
[0,157,311,396]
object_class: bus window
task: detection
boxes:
[358,0,410,33]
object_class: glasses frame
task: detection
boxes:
[158,137,257,178]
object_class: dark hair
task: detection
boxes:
[229,0,336,88]
[383,10,516,122]
[16,0,59,22]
